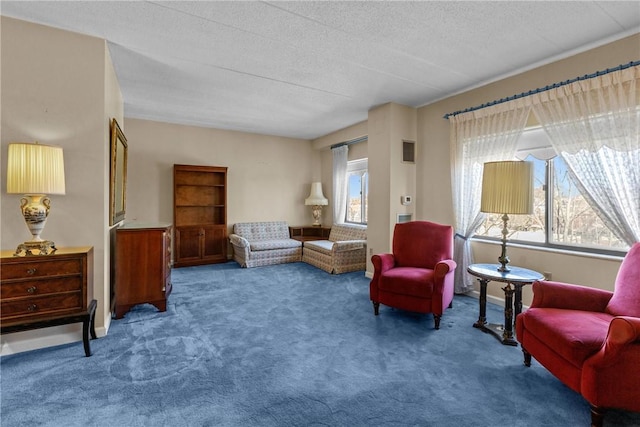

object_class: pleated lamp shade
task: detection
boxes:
[6,142,66,195]
[305,182,328,206]
[481,161,533,215]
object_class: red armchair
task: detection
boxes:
[369,221,456,329]
[516,242,640,427]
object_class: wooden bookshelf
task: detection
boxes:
[173,164,228,267]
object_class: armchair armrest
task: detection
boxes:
[371,253,395,275]
[581,316,640,409]
[585,316,640,369]
[333,240,366,253]
[434,259,457,279]
[607,316,640,346]
[530,280,612,312]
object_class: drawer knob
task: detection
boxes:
[27,304,38,312]
[26,286,37,294]
[26,268,37,275]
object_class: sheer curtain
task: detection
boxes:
[332,145,348,224]
[531,65,640,245]
[450,102,531,293]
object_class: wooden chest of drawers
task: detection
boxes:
[115,223,172,319]
[0,247,96,356]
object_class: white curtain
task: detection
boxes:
[531,65,640,245]
[332,145,348,224]
[450,102,531,293]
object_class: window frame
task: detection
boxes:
[473,128,628,257]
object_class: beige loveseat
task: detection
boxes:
[302,224,367,274]
[230,221,302,268]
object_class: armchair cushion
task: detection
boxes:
[519,308,612,368]
[392,221,453,269]
[606,243,640,317]
[378,267,434,298]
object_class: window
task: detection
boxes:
[346,159,368,224]
[476,128,628,254]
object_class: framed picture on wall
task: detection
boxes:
[109,118,128,226]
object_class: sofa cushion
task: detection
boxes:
[520,307,612,368]
[233,221,290,241]
[329,224,367,242]
[303,240,334,255]
[250,239,301,251]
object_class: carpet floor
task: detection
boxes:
[1,261,639,426]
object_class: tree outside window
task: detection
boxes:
[346,159,368,224]
[476,129,628,254]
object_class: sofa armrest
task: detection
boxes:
[333,240,366,253]
[530,280,612,312]
[229,233,249,248]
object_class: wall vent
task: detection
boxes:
[402,140,415,163]
[397,213,412,223]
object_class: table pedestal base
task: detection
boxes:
[468,263,544,347]
[473,321,518,346]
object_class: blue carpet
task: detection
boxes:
[1,261,639,426]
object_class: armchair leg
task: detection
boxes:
[373,301,380,315]
[590,406,605,427]
[448,301,453,309]
[522,348,532,367]
[434,314,441,330]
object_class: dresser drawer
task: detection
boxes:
[1,292,83,320]
[1,277,83,299]
[1,259,82,280]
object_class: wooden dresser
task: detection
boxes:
[114,223,172,319]
[0,247,96,357]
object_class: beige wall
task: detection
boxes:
[366,103,418,272]
[1,17,122,354]
[416,34,639,306]
[123,118,314,234]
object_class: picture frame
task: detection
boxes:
[109,118,128,226]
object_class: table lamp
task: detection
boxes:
[6,142,66,256]
[480,160,533,272]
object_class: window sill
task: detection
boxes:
[471,237,625,262]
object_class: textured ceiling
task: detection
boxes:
[2,1,639,140]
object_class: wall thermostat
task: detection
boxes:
[401,195,412,206]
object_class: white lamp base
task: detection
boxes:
[311,205,323,226]
[14,194,57,256]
